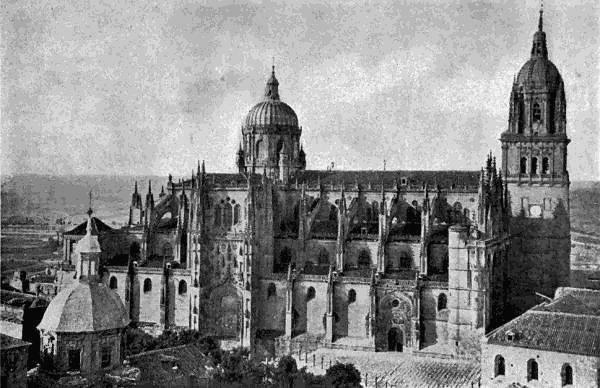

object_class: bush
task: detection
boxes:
[325,362,362,387]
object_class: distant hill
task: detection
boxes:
[1,174,167,228]
[2,174,599,236]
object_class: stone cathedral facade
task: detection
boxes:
[60,9,571,355]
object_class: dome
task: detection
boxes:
[243,66,299,130]
[37,281,129,333]
[516,57,563,91]
[244,100,298,128]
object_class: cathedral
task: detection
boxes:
[60,8,571,355]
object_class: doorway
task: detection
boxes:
[387,327,404,352]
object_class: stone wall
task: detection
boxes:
[482,343,600,387]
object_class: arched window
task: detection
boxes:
[561,364,573,386]
[109,276,118,290]
[214,206,221,226]
[143,278,152,293]
[531,157,538,175]
[533,102,541,122]
[527,359,538,381]
[233,204,241,225]
[306,287,316,301]
[178,280,187,295]
[437,293,447,311]
[463,208,470,220]
[255,140,263,159]
[542,157,549,175]
[267,283,276,298]
[358,249,371,269]
[520,157,527,174]
[223,202,233,231]
[348,289,356,303]
[494,355,505,377]
[318,248,329,265]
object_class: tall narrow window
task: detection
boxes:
[542,157,549,175]
[520,157,527,174]
[109,276,118,290]
[527,359,538,381]
[531,157,538,175]
[68,349,81,371]
[143,278,152,293]
[494,355,505,377]
[223,203,233,231]
[561,363,573,386]
[358,249,371,269]
[214,206,221,227]
[178,280,187,295]
[267,283,276,298]
[533,102,541,122]
[101,346,111,367]
[318,248,329,265]
[306,287,316,301]
[233,204,241,225]
[437,293,447,311]
[348,289,356,303]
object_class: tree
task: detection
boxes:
[326,362,362,388]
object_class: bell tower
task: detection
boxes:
[501,6,570,314]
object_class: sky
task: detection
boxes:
[2,0,599,180]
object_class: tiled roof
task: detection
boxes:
[0,333,30,350]
[127,343,214,382]
[37,281,129,333]
[64,217,114,236]
[486,288,600,357]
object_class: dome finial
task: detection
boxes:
[264,59,280,100]
[538,0,544,31]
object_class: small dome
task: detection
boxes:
[516,57,563,91]
[38,281,129,333]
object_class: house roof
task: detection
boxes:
[486,288,600,357]
[127,343,214,382]
[0,333,31,350]
[64,217,114,236]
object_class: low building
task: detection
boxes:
[0,333,31,388]
[481,287,600,387]
[37,208,129,376]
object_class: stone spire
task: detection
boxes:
[264,64,280,100]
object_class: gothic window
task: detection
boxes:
[267,283,276,298]
[109,276,118,289]
[494,355,505,377]
[178,280,187,295]
[533,102,541,122]
[527,359,538,381]
[318,248,329,265]
[101,346,111,368]
[520,157,527,174]
[437,293,447,311]
[542,157,549,175]
[561,364,573,386]
[306,287,316,301]
[233,204,241,225]
[531,157,538,175]
[143,278,152,293]
[348,289,357,303]
[358,249,371,269]
[214,206,221,227]
[223,202,233,231]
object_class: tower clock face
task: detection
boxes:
[529,205,542,217]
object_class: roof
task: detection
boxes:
[297,170,480,190]
[127,343,214,382]
[177,170,480,191]
[64,217,113,236]
[37,281,129,333]
[0,333,31,350]
[244,99,299,129]
[0,289,38,307]
[486,288,600,357]
[516,57,562,90]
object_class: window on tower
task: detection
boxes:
[533,102,541,122]
[542,157,549,175]
[520,157,527,174]
[531,157,538,175]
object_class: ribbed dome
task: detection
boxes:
[244,100,298,128]
[243,66,299,130]
[516,57,563,91]
[38,281,129,333]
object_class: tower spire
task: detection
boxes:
[264,60,280,100]
[538,0,544,31]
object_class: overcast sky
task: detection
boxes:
[2,0,599,180]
